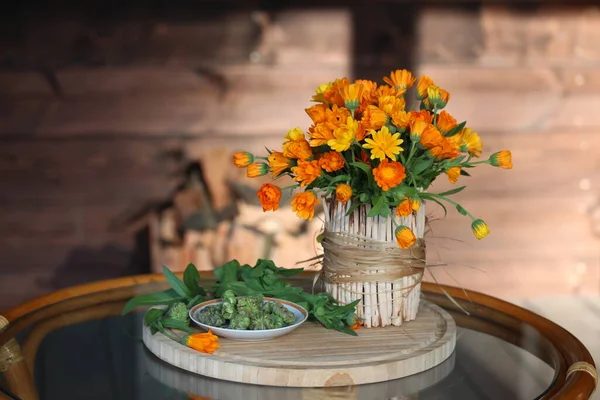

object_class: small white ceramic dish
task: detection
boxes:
[189,297,308,341]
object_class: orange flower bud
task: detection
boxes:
[396,198,412,217]
[446,166,461,184]
[489,150,513,169]
[395,225,416,249]
[471,219,490,240]
[232,152,254,168]
[247,163,269,178]
[185,330,220,354]
[335,183,353,203]
[291,191,319,221]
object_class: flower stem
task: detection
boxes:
[427,193,475,220]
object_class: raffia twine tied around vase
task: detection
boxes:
[320,199,433,328]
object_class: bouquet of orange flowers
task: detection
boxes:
[233,69,512,249]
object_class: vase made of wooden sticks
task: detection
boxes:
[321,199,426,327]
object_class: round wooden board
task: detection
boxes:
[142,300,456,387]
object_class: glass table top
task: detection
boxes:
[1,276,595,400]
[24,312,554,400]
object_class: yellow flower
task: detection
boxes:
[489,150,513,169]
[363,126,404,161]
[305,104,328,124]
[417,76,434,100]
[458,128,483,157]
[185,330,220,354]
[411,198,421,212]
[436,111,457,135]
[247,163,269,178]
[309,123,334,147]
[340,83,364,114]
[361,105,388,131]
[257,183,282,211]
[395,198,412,217]
[409,120,428,143]
[426,86,449,109]
[373,159,406,191]
[285,127,305,141]
[232,152,254,168]
[311,83,330,104]
[291,191,319,220]
[268,151,292,177]
[318,151,345,172]
[328,116,358,152]
[383,69,417,90]
[471,219,490,240]
[291,160,322,187]
[446,166,461,184]
[283,138,312,160]
[335,184,353,203]
[395,225,416,249]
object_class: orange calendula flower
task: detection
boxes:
[428,139,460,160]
[489,150,513,169]
[378,95,405,116]
[309,123,334,147]
[291,191,319,220]
[247,163,269,178]
[391,110,411,131]
[410,110,434,124]
[396,198,412,217]
[395,225,416,249]
[361,105,388,131]
[340,83,364,114]
[285,127,305,141]
[420,125,444,149]
[376,84,403,99]
[409,120,428,142]
[458,128,483,157]
[305,104,328,124]
[363,126,404,161]
[335,183,353,203]
[257,183,282,212]
[446,166,461,184]
[325,104,351,130]
[436,111,458,135]
[417,76,434,100]
[355,79,379,105]
[328,117,358,152]
[373,159,406,191]
[323,78,349,107]
[383,69,417,90]
[232,151,254,168]
[471,219,490,240]
[291,160,322,187]
[318,151,345,172]
[185,330,220,354]
[268,151,292,177]
[283,138,312,160]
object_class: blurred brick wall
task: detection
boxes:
[1,3,599,309]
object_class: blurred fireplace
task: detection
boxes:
[1,1,599,309]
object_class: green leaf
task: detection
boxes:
[183,263,205,296]
[150,325,159,335]
[444,121,466,137]
[163,265,193,300]
[328,174,349,185]
[421,193,448,218]
[436,185,466,197]
[367,195,386,217]
[275,267,304,277]
[214,260,241,283]
[350,162,374,186]
[187,294,204,309]
[411,158,433,175]
[161,318,193,333]
[144,308,166,326]
[456,204,468,216]
[460,169,471,177]
[121,289,183,315]
[345,202,361,216]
